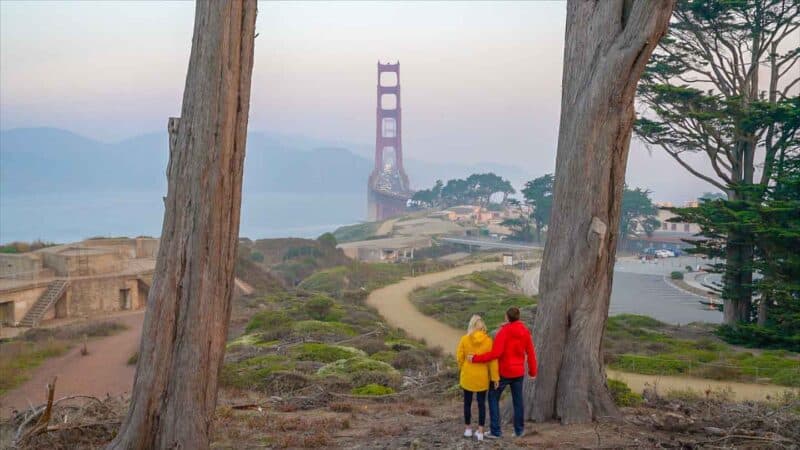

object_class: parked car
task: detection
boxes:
[655,249,675,258]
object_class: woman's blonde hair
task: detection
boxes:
[467,315,487,334]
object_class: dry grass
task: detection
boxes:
[0,340,70,395]
[329,401,354,413]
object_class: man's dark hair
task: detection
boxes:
[506,307,520,322]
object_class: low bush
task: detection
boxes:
[670,271,684,280]
[351,337,387,355]
[292,320,356,338]
[370,350,398,364]
[391,349,431,370]
[351,370,401,390]
[351,384,394,396]
[303,294,343,321]
[292,343,365,363]
[245,311,289,333]
[127,351,139,366]
[22,320,127,341]
[317,356,397,377]
[716,323,800,352]
[607,379,643,407]
[220,355,295,390]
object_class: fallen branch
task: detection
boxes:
[14,394,108,444]
[17,376,57,445]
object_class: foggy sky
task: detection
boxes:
[0,1,720,202]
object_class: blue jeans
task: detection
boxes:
[488,376,524,437]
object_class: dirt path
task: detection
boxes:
[375,218,399,236]
[367,264,797,402]
[368,262,502,353]
[0,311,144,418]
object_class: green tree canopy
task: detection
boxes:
[619,186,660,243]
[634,0,800,324]
[521,173,554,243]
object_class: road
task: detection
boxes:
[0,311,143,418]
[366,263,795,402]
[439,236,543,251]
[612,256,722,324]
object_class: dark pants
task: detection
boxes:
[488,376,524,437]
[463,389,487,426]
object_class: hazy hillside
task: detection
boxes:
[0,127,531,196]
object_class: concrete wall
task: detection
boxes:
[42,250,126,277]
[67,275,145,317]
[135,238,159,258]
[0,284,48,324]
[0,254,43,277]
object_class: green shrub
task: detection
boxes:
[245,310,289,333]
[317,232,338,248]
[304,295,335,321]
[220,355,295,390]
[226,333,280,349]
[317,356,397,377]
[250,251,265,262]
[292,343,365,363]
[670,271,684,280]
[607,379,643,407]
[127,351,139,366]
[716,323,800,352]
[370,350,398,363]
[293,320,356,337]
[351,370,401,390]
[351,384,394,396]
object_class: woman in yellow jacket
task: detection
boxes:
[456,315,499,441]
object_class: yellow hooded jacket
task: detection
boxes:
[456,330,500,392]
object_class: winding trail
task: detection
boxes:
[366,263,797,402]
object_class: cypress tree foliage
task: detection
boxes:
[670,152,800,351]
[634,0,799,324]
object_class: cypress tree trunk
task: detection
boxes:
[528,0,674,424]
[108,1,257,448]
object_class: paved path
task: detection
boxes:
[610,272,722,324]
[367,264,796,402]
[0,311,144,418]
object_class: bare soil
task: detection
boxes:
[0,311,143,418]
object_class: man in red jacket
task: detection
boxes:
[468,306,536,438]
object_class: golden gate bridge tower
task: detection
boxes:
[367,61,412,221]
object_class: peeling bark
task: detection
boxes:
[107,1,257,449]
[528,0,674,424]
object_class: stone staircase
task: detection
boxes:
[19,279,68,327]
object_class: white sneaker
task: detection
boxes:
[463,428,473,438]
[475,431,484,441]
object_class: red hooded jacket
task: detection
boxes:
[472,320,537,379]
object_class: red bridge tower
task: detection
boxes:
[367,61,412,221]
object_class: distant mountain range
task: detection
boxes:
[0,127,532,196]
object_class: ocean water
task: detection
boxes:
[0,191,366,244]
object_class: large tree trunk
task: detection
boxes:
[528,0,673,424]
[108,1,256,449]
[723,231,754,324]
